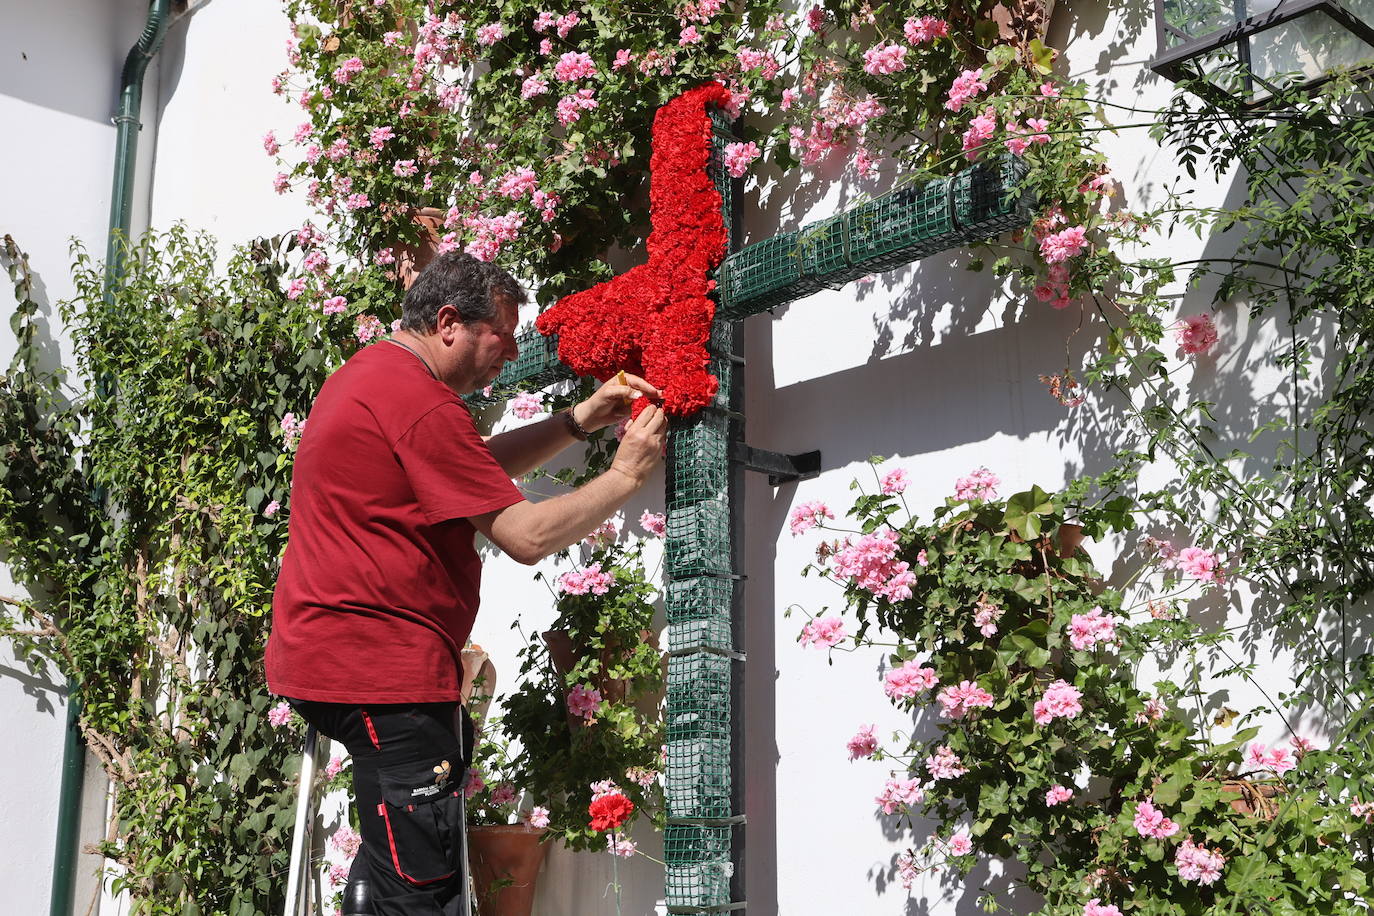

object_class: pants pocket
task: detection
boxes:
[374,749,465,886]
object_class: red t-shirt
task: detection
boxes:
[265,342,523,704]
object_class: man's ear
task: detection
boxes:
[434,303,463,343]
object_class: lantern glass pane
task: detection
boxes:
[1161,0,1237,46]
[1250,10,1374,82]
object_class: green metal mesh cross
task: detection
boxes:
[470,120,1033,912]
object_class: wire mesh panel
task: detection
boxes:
[715,233,822,319]
[951,153,1035,243]
[847,177,959,272]
[667,652,732,742]
[797,213,854,288]
[469,328,572,402]
[708,107,734,235]
[666,576,734,653]
[666,737,732,819]
[666,497,732,579]
[665,824,734,909]
[666,411,730,510]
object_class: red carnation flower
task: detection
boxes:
[588,792,635,832]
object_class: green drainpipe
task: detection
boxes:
[51,4,173,916]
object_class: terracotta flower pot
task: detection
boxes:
[392,206,447,290]
[467,825,548,916]
[543,628,662,731]
[1056,523,1085,559]
[460,644,497,724]
[1220,779,1285,820]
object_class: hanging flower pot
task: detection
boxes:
[1219,779,1285,820]
[467,825,548,916]
[392,206,447,290]
[543,627,663,731]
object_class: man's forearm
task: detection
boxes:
[484,408,587,478]
[478,465,644,564]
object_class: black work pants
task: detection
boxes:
[289,699,474,916]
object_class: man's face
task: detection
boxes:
[463,298,520,388]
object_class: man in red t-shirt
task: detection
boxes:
[266,252,665,915]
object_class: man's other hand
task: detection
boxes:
[610,404,667,485]
[574,373,661,432]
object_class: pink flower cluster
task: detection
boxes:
[926,745,967,780]
[369,125,394,149]
[953,467,999,501]
[509,392,544,419]
[1034,680,1083,725]
[876,776,924,814]
[554,51,597,81]
[1176,545,1222,582]
[973,597,1003,637]
[1244,741,1297,775]
[590,778,620,800]
[826,530,917,602]
[884,660,938,700]
[639,510,666,537]
[607,834,637,857]
[625,766,658,788]
[332,56,364,84]
[788,500,833,535]
[847,724,879,760]
[1083,901,1123,916]
[495,166,539,199]
[945,68,988,112]
[280,412,306,450]
[1133,798,1180,839]
[1039,226,1089,263]
[556,88,599,125]
[736,47,779,79]
[355,315,386,344]
[1174,838,1225,884]
[489,783,517,806]
[268,701,293,726]
[936,681,994,720]
[799,616,846,649]
[521,74,549,99]
[1034,262,1074,309]
[526,806,551,829]
[1068,606,1119,651]
[961,107,997,160]
[558,563,614,595]
[330,824,362,859]
[464,210,525,261]
[1005,117,1051,157]
[862,42,908,76]
[582,516,619,547]
[945,830,973,856]
[1046,785,1074,806]
[475,22,504,46]
[264,500,281,518]
[723,141,761,178]
[464,767,485,799]
[566,684,603,720]
[904,15,949,43]
[1176,314,1219,355]
[880,468,908,495]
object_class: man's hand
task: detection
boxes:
[573,373,661,433]
[609,403,667,485]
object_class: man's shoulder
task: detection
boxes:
[313,343,467,439]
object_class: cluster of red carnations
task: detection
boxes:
[535,82,729,418]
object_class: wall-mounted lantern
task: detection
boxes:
[1149,0,1374,101]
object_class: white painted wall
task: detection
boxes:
[2,0,1338,913]
[0,1,165,912]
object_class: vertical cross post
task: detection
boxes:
[660,107,747,913]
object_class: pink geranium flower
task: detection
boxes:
[875,776,924,814]
[862,42,908,76]
[925,745,967,780]
[509,392,544,419]
[526,806,551,828]
[1083,901,1122,916]
[1039,226,1089,263]
[1133,798,1180,838]
[1176,545,1222,582]
[639,510,666,537]
[953,467,1000,501]
[723,141,760,178]
[1067,606,1119,651]
[847,724,879,760]
[566,684,603,720]
[1046,785,1074,806]
[1034,680,1083,725]
[1176,314,1219,355]
[881,468,909,495]
[268,701,293,726]
[936,680,995,720]
[798,616,846,649]
[945,829,973,856]
[1175,838,1226,884]
[883,660,938,699]
[788,500,833,535]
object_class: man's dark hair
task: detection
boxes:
[400,251,526,332]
